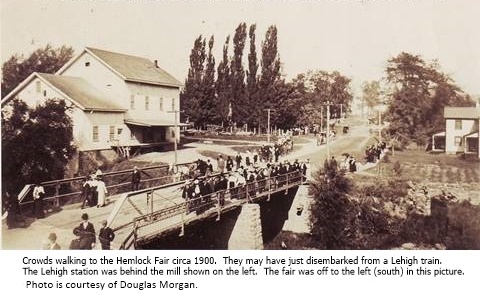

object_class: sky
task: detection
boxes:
[1,0,479,97]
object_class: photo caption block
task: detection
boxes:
[4,251,477,290]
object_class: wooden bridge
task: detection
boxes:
[2,164,305,250]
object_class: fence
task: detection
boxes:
[119,170,304,249]
[16,162,197,216]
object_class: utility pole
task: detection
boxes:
[168,107,184,167]
[320,102,344,161]
[264,108,275,144]
[320,106,323,132]
[326,102,331,161]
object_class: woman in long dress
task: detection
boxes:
[33,184,45,218]
[95,177,108,207]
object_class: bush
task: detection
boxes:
[309,165,442,249]
[309,159,357,249]
[393,161,402,175]
[383,153,390,163]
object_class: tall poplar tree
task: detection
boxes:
[200,36,217,126]
[180,35,206,127]
[259,25,281,100]
[215,36,231,126]
[230,23,248,126]
[246,24,260,129]
[257,25,282,130]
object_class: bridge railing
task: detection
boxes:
[107,170,230,235]
[123,170,304,248]
[16,162,197,215]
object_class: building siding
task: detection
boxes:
[445,118,479,154]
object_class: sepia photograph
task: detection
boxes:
[1,0,479,251]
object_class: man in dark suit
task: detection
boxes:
[235,152,242,168]
[73,213,96,250]
[131,166,142,191]
[98,220,115,250]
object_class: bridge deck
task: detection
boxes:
[2,172,303,250]
[1,182,184,249]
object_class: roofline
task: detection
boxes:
[56,48,128,82]
[1,72,38,106]
[0,73,127,112]
[1,72,85,110]
[125,78,181,88]
[55,50,84,76]
[83,108,127,113]
[57,47,182,87]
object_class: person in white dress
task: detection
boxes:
[95,177,108,207]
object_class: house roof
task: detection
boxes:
[83,47,181,87]
[36,73,126,112]
[444,107,480,119]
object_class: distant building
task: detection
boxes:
[433,106,480,157]
[1,47,183,173]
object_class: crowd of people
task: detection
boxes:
[180,154,311,215]
[38,213,115,250]
[69,213,115,250]
[339,154,358,173]
[365,141,387,163]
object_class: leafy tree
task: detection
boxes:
[385,52,474,146]
[259,25,281,93]
[200,36,217,125]
[2,99,76,194]
[246,24,259,97]
[215,36,232,126]
[246,24,260,129]
[293,70,353,129]
[180,36,206,127]
[269,80,300,129]
[230,23,248,126]
[309,159,356,249]
[257,25,282,127]
[2,44,74,98]
[361,80,382,116]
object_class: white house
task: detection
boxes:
[1,47,183,171]
[56,47,183,149]
[441,107,480,157]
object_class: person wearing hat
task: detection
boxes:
[96,175,108,208]
[81,176,92,209]
[190,179,202,214]
[236,171,247,199]
[226,156,234,172]
[214,174,228,207]
[73,213,96,250]
[32,183,45,219]
[88,174,98,207]
[227,172,238,199]
[235,152,242,168]
[98,220,115,250]
[127,166,153,191]
[217,155,225,173]
[182,179,194,213]
[43,232,61,250]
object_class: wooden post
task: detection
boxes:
[54,182,60,208]
[326,102,331,160]
[285,173,289,195]
[150,190,154,220]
